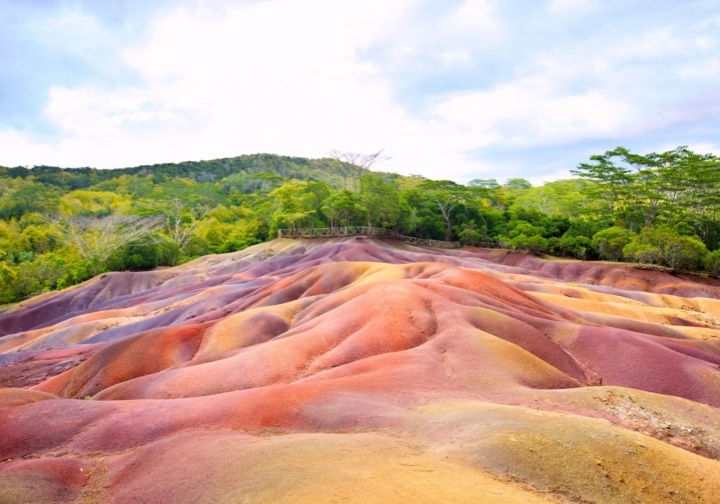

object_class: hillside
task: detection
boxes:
[0,153,382,188]
[1,237,719,503]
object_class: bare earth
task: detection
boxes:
[1,237,719,503]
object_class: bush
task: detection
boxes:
[114,234,180,270]
[622,241,659,265]
[0,262,18,304]
[558,235,595,259]
[509,234,548,254]
[506,220,545,239]
[623,228,708,270]
[592,226,636,261]
[704,250,720,278]
[218,236,261,253]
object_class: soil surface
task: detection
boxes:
[1,238,719,503]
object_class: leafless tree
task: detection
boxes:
[165,199,209,253]
[56,215,165,273]
[328,149,390,190]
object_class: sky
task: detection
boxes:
[1,0,719,185]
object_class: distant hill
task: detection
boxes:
[0,153,404,190]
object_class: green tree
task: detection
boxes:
[511,179,603,218]
[704,250,720,278]
[115,233,180,270]
[417,180,469,240]
[0,263,18,304]
[358,173,405,230]
[556,235,595,259]
[571,147,635,219]
[59,190,130,217]
[321,190,366,228]
[268,180,330,233]
[592,227,636,261]
[623,228,708,270]
[0,181,60,219]
[504,178,532,190]
[509,234,548,255]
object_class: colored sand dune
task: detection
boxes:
[1,237,719,503]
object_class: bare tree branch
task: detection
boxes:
[328,149,390,190]
[56,215,165,273]
[165,199,210,252]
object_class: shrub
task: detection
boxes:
[623,228,707,270]
[509,234,548,254]
[704,250,720,278]
[592,226,636,261]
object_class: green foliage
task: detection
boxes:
[573,146,720,234]
[268,180,330,233]
[554,236,596,260]
[59,190,130,217]
[622,241,659,266]
[623,228,708,270]
[1,146,720,305]
[0,250,93,302]
[359,173,406,230]
[56,215,165,274]
[321,190,366,228]
[415,180,473,240]
[509,234,548,255]
[0,263,18,304]
[704,250,720,278]
[115,234,180,270]
[507,220,545,239]
[504,178,532,190]
[511,179,602,218]
[457,220,486,246]
[218,236,261,253]
[0,181,61,219]
[592,227,636,261]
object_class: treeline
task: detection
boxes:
[0,153,374,193]
[1,146,720,304]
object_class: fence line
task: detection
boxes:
[277,226,477,249]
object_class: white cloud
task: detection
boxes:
[428,82,636,146]
[547,0,598,15]
[3,0,492,180]
[2,0,720,184]
[444,0,499,32]
[686,142,720,156]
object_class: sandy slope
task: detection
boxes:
[1,237,719,503]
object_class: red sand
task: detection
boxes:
[1,237,719,503]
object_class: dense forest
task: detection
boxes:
[1,147,719,304]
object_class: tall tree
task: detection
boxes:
[571,147,635,218]
[358,173,407,230]
[417,180,468,241]
[321,190,366,228]
[268,180,330,233]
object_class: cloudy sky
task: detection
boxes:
[1,0,719,184]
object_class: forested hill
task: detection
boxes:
[0,153,384,189]
[1,145,720,305]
